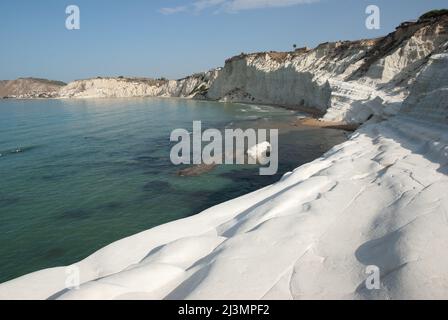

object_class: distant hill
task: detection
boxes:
[0,78,66,98]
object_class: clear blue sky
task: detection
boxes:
[0,0,446,82]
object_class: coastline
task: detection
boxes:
[1,115,447,299]
[0,97,348,285]
[295,117,359,132]
[3,96,351,134]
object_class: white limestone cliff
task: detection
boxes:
[58,69,220,99]
[207,14,448,124]
[0,13,443,128]
[53,13,448,126]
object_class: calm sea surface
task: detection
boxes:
[0,98,347,283]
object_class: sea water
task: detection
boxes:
[0,98,347,282]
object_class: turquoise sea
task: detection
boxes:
[0,98,347,283]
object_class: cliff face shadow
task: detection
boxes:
[208,62,331,113]
[354,229,404,299]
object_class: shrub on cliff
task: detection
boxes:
[419,9,448,21]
